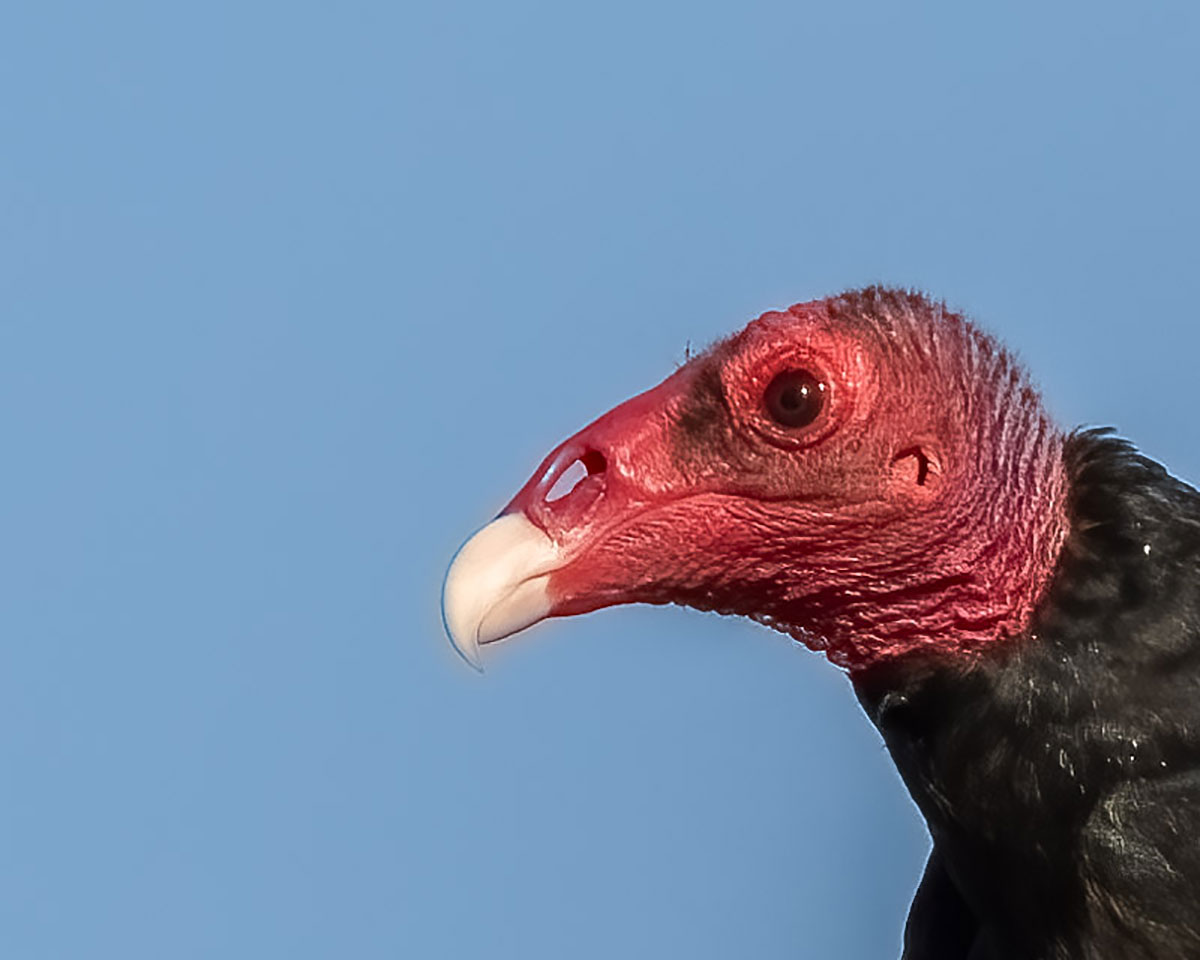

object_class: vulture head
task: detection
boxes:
[443,287,1069,673]
[443,287,1200,956]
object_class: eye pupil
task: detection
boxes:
[780,385,808,409]
[764,369,825,427]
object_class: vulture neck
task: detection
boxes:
[805,398,1070,670]
[853,430,1200,952]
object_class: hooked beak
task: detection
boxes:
[441,512,561,670]
[440,362,702,670]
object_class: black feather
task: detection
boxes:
[855,429,1200,959]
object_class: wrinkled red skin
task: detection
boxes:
[504,289,1070,671]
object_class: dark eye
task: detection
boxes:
[763,369,826,428]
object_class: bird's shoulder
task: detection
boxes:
[1077,769,1200,958]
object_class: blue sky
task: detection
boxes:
[1,2,1197,957]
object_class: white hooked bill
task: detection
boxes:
[441,513,561,670]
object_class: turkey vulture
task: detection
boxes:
[442,287,1200,959]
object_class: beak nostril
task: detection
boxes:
[543,450,608,504]
[546,459,588,502]
[582,450,607,476]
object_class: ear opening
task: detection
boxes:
[891,445,939,489]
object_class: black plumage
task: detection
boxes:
[856,430,1200,959]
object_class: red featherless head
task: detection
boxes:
[444,288,1068,672]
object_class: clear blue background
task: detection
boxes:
[2,2,1197,957]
